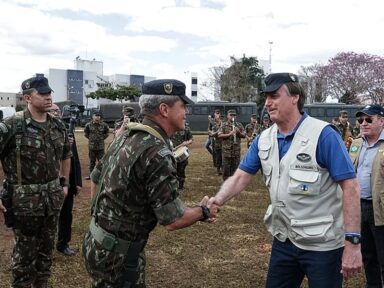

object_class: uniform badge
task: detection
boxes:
[25,81,30,89]
[164,83,173,94]
[299,184,309,192]
[296,153,311,162]
[289,73,297,82]
[350,145,359,152]
[158,147,172,158]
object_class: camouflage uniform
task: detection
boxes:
[245,122,259,148]
[219,120,245,180]
[0,109,71,287]
[84,120,109,175]
[171,126,193,190]
[83,118,184,288]
[336,122,353,148]
[114,106,137,135]
[211,120,222,174]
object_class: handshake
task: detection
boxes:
[198,195,221,223]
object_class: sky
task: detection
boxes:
[1,0,384,100]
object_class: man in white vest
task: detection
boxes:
[349,104,384,288]
[208,73,362,287]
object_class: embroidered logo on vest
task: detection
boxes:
[296,153,311,162]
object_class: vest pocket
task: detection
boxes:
[288,169,320,195]
[12,184,44,216]
[258,142,271,160]
[262,165,272,187]
[290,215,335,244]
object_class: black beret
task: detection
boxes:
[21,76,53,94]
[142,79,194,104]
[263,73,299,93]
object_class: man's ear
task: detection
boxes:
[24,94,31,104]
[158,103,169,117]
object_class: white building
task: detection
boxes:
[47,58,156,108]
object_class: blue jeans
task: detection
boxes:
[266,238,343,288]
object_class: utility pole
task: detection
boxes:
[268,41,273,74]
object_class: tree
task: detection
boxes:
[220,55,265,103]
[87,85,141,102]
[299,64,327,103]
[300,52,384,104]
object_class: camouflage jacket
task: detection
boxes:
[336,122,353,140]
[209,120,222,149]
[90,118,185,241]
[171,126,193,148]
[245,122,259,137]
[84,121,110,150]
[0,109,72,185]
[219,121,244,156]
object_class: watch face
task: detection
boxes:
[346,235,361,244]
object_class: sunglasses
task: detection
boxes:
[357,117,373,124]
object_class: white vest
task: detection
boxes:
[258,116,344,251]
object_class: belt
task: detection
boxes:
[89,217,132,254]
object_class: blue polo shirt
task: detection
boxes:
[239,113,356,182]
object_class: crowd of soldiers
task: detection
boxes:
[333,110,361,149]
[207,110,272,180]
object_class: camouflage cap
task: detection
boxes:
[227,109,236,115]
[122,105,135,116]
[339,110,348,116]
[21,76,53,94]
[142,79,194,104]
[251,114,257,118]
[214,109,221,114]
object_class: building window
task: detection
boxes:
[191,91,197,96]
[192,78,198,84]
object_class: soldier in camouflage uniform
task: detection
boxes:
[336,110,353,149]
[82,79,219,288]
[258,113,271,134]
[0,76,72,288]
[208,110,223,175]
[171,123,193,190]
[84,111,109,179]
[245,114,259,148]
[218,109,246,180]
[114,105,137,137]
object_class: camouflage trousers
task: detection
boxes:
[222,154,240,181]
[11,214,59,288]
[83,231,146,288]
[176,160,188,189]
[213,148,222,170]
[89,149,104,174]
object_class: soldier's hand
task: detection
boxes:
[0,199,6,213]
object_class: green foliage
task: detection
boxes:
[86,85,141,102]
[220,55,265,103]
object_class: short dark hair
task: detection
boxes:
[285,82,306,112]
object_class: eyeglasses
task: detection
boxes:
[357,117,373,124]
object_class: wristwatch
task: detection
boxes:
[199,205,210,222]
[345,233,361,244]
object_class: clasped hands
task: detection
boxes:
[199,196,221,223]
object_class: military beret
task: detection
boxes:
[142,79,194,104]
[227,109,237,115]
[262,73,299,94]
[21,76,53,94]
[356,104,384,117]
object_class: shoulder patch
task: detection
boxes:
[157,147,173,158]
[0,122,8,133]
